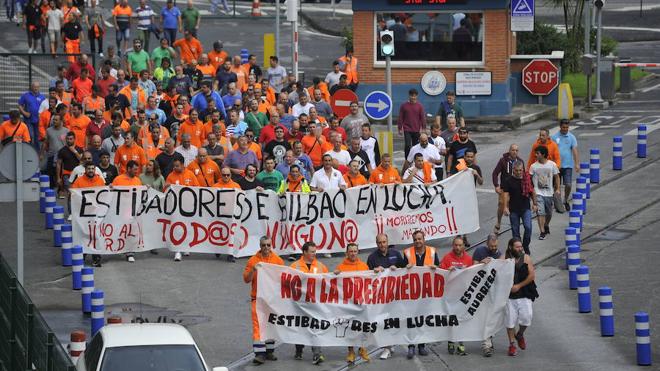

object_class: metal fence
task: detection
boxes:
[0,253,75,371]
[0,53,97,115]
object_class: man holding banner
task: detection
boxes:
[290,242,328,365]
[402,230,440,359]
[243,236,284,365]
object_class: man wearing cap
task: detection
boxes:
[208,40,228,70]
[447,127,477,176]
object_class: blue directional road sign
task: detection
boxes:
[363,91,393,121]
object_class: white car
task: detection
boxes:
[75,323,226,371]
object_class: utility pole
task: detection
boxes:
[386,56,392,132]
[593,1,604,104]
[275,0,280,57]
[584,0,590,54]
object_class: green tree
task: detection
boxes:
[545,0,587,72]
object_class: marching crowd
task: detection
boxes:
[0,1,581,364]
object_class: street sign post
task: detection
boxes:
[331,89,359,119]
[511,0,535,31]
[363,91,393,121]
[522,59,559,101]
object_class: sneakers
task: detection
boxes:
[265,352,277,361]
[515,333,527,350]
[346,349,356,363]
[92,256,102,267]
[482,347,494,357]
[379,347,392,359]
[252,354,265,365]
[545,226,550,235]
[287,256,297,262]
[99,52,104,58]
[539,233,546,240]
[226,255,235,262]
[358,347,370,362]
[174,252,182,261]
[150,250,158,255]
[406,345,415,359]
[447,342,456,355]
[418,345,428,356]
[183,252,190,256]
[312,354,324,365]
[324,253,332,258]
[126,255,135,263]
[294,351,303,360]
[508,343,517,356]
[564,201,571,211]
[456,343,468,356]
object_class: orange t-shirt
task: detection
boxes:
[72,77,93,103]
[38,110,52,140]
[0,120,31,143]
[66,114,91,148]
[230,65,247,92]
[187,160,220,186]
[71,174,105,188]
[173,37,203,65]
[343,173,369,188]
[114,144,147,174]
[301,135,332,167]
[166,169,200,187]
[177,119,206,148]
[196,64,216,80]
[82,95,105,113]
[243,251,284,299]
[369,165,401,184]
[204,120,226,138]
[232,141,262,161]
[208,50,229,70]
[112,174,142,186]
[336,258,369,272]
[212,179,241,189]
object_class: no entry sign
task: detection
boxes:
[331,89,359,119]
[522,59,559,95]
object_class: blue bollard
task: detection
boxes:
[569,210,582,232]
[577,265,591,313]
[580,191,587,214]
[240,48,249,64]
[91,290,105,336]
[571,192,584,216]
[53,206,65,247]
[565,227,579,250]
[576,176,588,200]
[590,149,600,184]
[30,171,40,182]
[599,287,614,336]
[71,245,84,290]
[61,224,73,267]
[44,189,56,229]
[39,175,50,213]
[579,163,591,198]
[613,137,623,170]
[567,246,580,290]
[81,267,94,314]
[637,125,647,159]
[635,312,652,366]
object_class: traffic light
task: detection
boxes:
[594,0,604,8]
[379,30,395,57]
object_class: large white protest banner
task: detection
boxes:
[71,170,479,257]
[256,260,514,346]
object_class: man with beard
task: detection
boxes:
[505,238,538,356]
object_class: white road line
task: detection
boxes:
[578,132,605,137]
[607,110,660,113]
[599,124,622,129]
[625,122,660,136]
[640,83,660,93]
[617,100,660,104]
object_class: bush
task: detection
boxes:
[516,22,565,55]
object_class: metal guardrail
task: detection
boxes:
[0,253,75,371]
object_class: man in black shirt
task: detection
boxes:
[503,161,538,255]
[105,84,131,117]
[263,126,291,165]
[61,14,83,56]
[447,127,477,175]
[163,103,187,141]
[23,0,44,54]
[237,164,264,191]
[98,150,118,185]
[156,138,184,178]
[347,137,371,178]
[205,133,224,168]
[56,131,83,197]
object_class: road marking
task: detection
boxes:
[640,83,660,93]
[599,124,622,129]
[476,188,497,194]
[578,132,605,137]
[617,101,660,104]
[626,122,660,136]
[606,110,660,113]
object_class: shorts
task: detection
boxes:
[116,27,130,41]
[536,195,553,216]
[48,29,60,41]
[506,298,533,328]
[559,168,572,185]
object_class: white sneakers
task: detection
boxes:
[174,252,182,261]
[127,256,135,263]
[379,347,392,359]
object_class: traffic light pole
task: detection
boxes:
[386,55,392,132]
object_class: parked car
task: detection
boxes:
[75,323,226,371]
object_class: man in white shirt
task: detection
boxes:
[267,56,287,93]
[324,60,344,89]
[403,133,442,174]
[429,123,447,180]
[310,154,347,192]
[324,132,351,166]
[175,133,199,166]
[529,145,560,240]
[68,151,106,184]
[101,124,125,164]
[403,153,437,184]
[291,92,315,118]
[359,123,380,171]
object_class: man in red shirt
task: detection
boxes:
[258,110,288,146]
[440,236,473,355]
[72,68,93,103]
[67,54,96,81]
[97,66,117,97]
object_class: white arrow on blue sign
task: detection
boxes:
[363,91,393,121]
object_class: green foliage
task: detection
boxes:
[589,30,619,56]
[341,27,353,52]
[517,22,565,55]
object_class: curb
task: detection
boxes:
[299,11,345,37]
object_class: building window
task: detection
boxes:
[374,12,484,67]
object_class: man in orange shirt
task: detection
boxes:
[0,110,32,144]
[212,167,241,189]
[369,153,401,184]
[343,160,368,188]
[72,162,105,188]
[301,122,332,169]
[165,157,199,188]
[111,160,143,186]
[527,129,561,169]
[187,148,220,186]
[230,55,247,92]
[203,109,226,138]
[143,123,165,160]
[119,77,147,116]
[338,47,359,91]
[114,131,147,173]
[196,53,216,82]
[333,242,370,363]
[243,236,284,365]
[82,85,105,116]
[177,108,205,148]
[291,241,327,364]
[71,68,93,104]
[173,30,203,65]
[65,102,91,148]
[208,40,228,70]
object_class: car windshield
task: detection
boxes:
[100,344,206,371]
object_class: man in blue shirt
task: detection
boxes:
[222,82,242,110]
[160,0,181,45]
[551,119,579,211]
[18,81,45,150]
[191,81,227,121]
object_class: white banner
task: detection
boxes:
[71,171,479,257]
[256,260,514,346]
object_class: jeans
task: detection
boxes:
[295,344,321,356]
[210,0,229,13]
[5,0,14,20]
[88,29,103,55]
[163,28,177,46]
[403,131,420,159]
[510,209,532,254]
[27,120,40,152]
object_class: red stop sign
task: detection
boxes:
[522,59,559,96]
